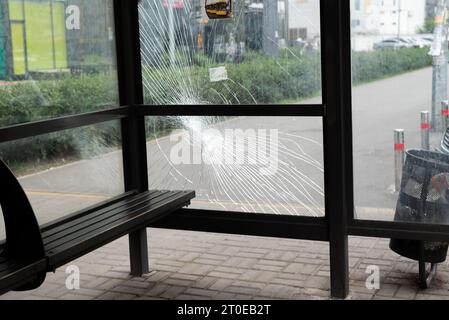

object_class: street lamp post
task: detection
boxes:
[168,0,176,65]
[397,0,402,38]
[431,0,449,131]
[263,0,279,57]
[284,0,289,44]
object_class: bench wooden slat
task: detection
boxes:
[45,190,194,268]
[44,191,181,251]
[43,191,164,244]
[0,189,195,294]
[0,259,47,296]
[45,191,186,252]
[42,191,160,238]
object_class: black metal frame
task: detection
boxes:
[1,0,449,299]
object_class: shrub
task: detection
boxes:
[0,73,119,171]
[144,47,431,105]
[0,47,433,171]
[352,48,431,84]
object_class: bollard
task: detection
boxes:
[421,111,430,151]
[442,100,449,131]
[394,129,405,193]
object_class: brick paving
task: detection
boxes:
[1,229,449,300]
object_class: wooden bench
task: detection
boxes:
[0,159,195,295]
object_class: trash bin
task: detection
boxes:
[390,149,449,264]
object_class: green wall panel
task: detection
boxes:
[8,0,23,20]
[11,22,25,75]
[53,1,68,69]
[24,1,54,71]
[8,0,68,74]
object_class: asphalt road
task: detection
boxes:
[0,66,444,239]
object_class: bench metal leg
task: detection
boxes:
[129,228,149,276]
[418,260,438,289]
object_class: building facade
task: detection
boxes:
[350,0,426,36]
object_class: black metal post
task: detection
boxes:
[321,0,353,299]
[113,0,150,276]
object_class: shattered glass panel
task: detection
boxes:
[147,116,324,216]
[139,0,322,105]
[0,120,124,239]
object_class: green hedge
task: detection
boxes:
[144,47,432,105]
[0,74,119,171]
[0,74,118,126]
[0,48,433,172]
[351,48,432,84]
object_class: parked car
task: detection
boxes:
[400,37,425,48]
[420,36,434,47]
[294,37,319,52]
[373,38,413,50]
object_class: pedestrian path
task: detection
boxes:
[1,229,448,300]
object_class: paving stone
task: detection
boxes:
[270,277,305,288]
[375,283,399,297]
[259,284,299,299]
[214,292,236,299]
[58,293,92,300]
[415,293,449,300]
[178,263,215,276]
[209,279,234,291]
[225,286,261,296]
[395,285,418,299]
[159,286,186,299]
[284,263,318,275]
[163,277,196,287]
[176,294,212,300]
[253,264,284,272]
[2,230,448,301]
[304,276,329,290]
[193,276,218,289]
[208,271,240,280]
[96,292,137,300]
[184,288,217,298]
[112,285,147,296]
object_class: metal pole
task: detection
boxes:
[168,0,176,65]
[113,0,150,276]
[284,0,289,44]
[421,111,430,150]
[263,0,279,57]
[442,6,449,124]
[321,0,350,299]
[397,0,401,38]
[394,129,405,192]
[431,0,448,130]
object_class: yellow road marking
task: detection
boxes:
[25,190,109,200]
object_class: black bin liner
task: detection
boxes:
[390,149,449,263]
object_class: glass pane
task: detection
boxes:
[0,120,124,240]
[138,0,322,105]
[0,0,118,126]
[147,116,324,216]
[351,1,449,225]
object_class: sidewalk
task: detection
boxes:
[2,228,449,300]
